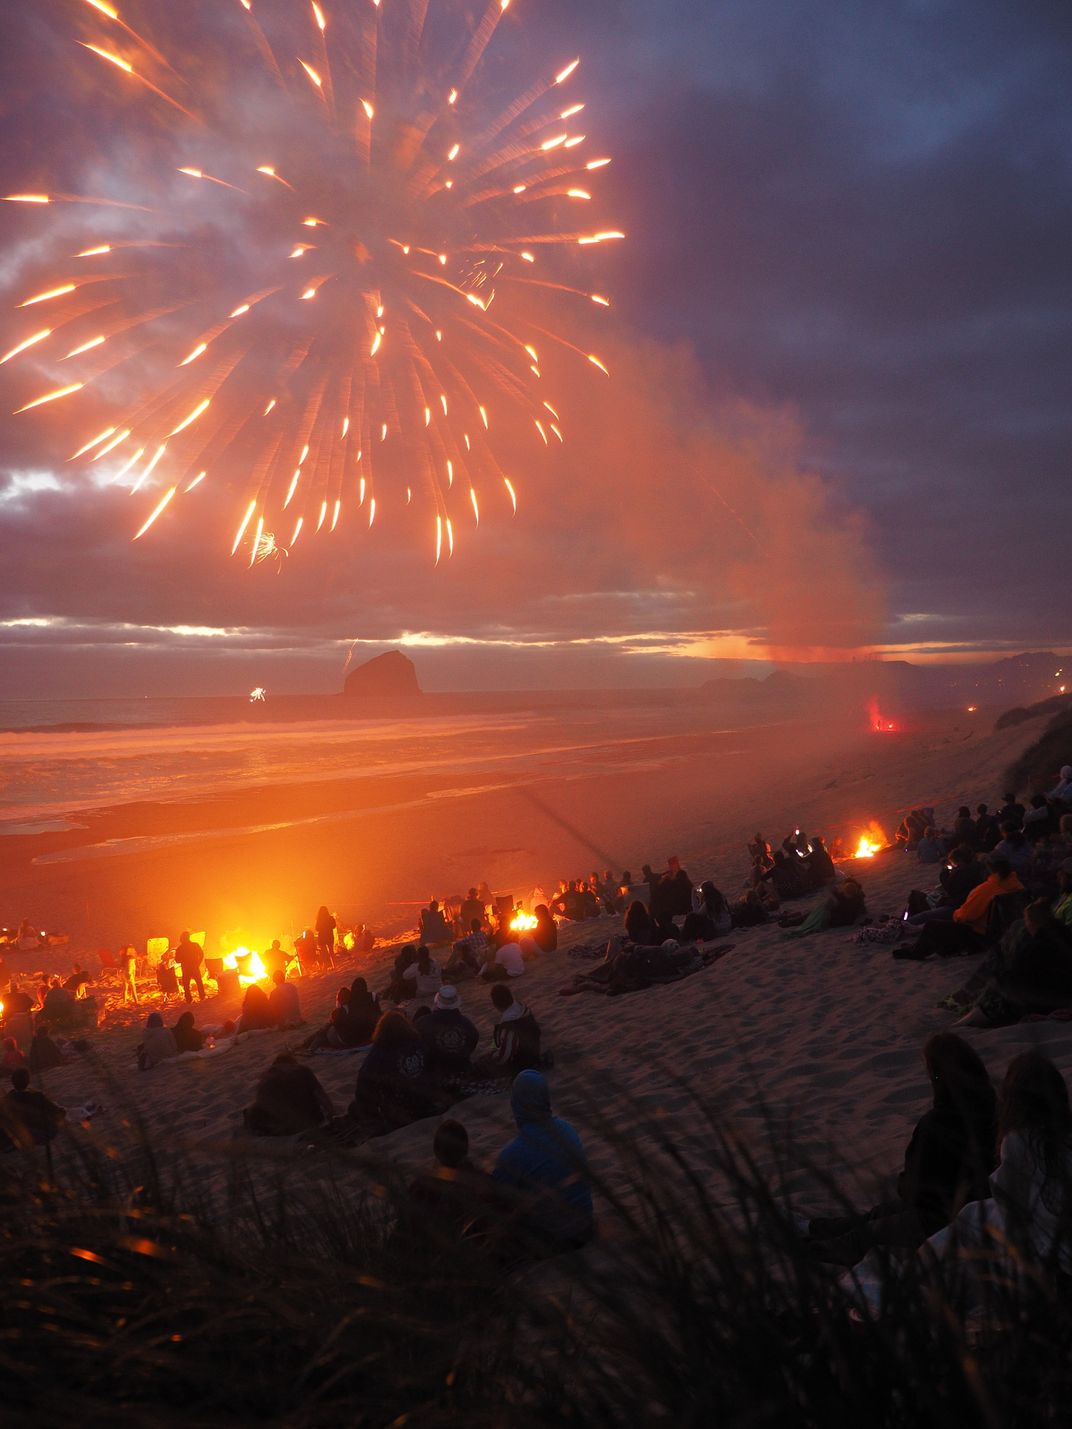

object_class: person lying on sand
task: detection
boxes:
[781,880,865,938]
[805,1034,996,1266]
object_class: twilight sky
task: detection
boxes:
[0,0,1069,694]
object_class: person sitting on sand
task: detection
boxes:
[1048,765,1072,805]
[762,850,809,901]
[348,1011,436,1130]
[974,804,1001,853]
[732,888,770,927]
[267,969,303,1029]
[419,899,452,947]
[460,888,485,930]
[492,1070,594,1256]
[802,836,838,889]
[682,881,732,942]
[172,1009,204,1054]
[401,946,443,1001]
[952,901,1072,1028]
[481,939,525,982]
[138,1012,178,1070]
[399,1120,501,1252]
[244,1053,334,1137]
[805,1034,996,1265]
[473,985,542,1079]
[236,982,275,1034]
[1,1037,26,1072]
[3,984,34,1049]
[419,986,479,1085]
[997,792,1026,827]
[0,1068,66,1149]
[262,939,288,981]
[444,936,483,983]
[342,976,379,1045]
[906,847,986,929]
[1023,793,1057,843]
[28,1025,65,1073]
[897,857,1024,960]
[40,980,80,1032]
[915,827,943,865]
[748,834,773,870]
[951,806,977,849]
[913,1052,1072,1294]
[63,964,91,999]
[531,904,558,953]
[992,821,1033,877]
[624,899,657,946]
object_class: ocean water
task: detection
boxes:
[0,691,734,836]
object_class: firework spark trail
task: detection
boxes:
[3,1,618,563]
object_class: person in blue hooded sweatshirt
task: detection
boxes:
[492,1069,594,1254]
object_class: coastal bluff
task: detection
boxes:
[342,650,421,698]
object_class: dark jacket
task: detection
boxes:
[898,1102,997,1235]
[940,862,986,908]
[419,1008,479,1078]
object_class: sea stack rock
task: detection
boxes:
[342,649,421,698]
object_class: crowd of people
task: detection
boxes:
[4,756,1072,1305]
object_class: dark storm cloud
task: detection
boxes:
[0,0,1068,693]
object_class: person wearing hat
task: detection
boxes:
[418,985,479,1086]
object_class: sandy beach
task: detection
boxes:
[9,702,1070,1242]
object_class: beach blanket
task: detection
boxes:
[558,943,733,997]
[566,942,611,963]
[307,1043,373,1056]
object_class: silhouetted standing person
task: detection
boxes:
[315,905,337,969]
[175,931,206,1004]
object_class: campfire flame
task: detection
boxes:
[852,820,889,859]
[222,946,268,986]
[509,911,539,934]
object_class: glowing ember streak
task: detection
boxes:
[91,427,131,459]
[71,426,115,458]
[435,515,443,565]
[18,285,76,307]
[113,446,144,481]
[231,500,257,555]
[290,515,304,544]
[587,354,609,375]
[168,397,210,436]
[133,485,176,539]
[248,514,264,566]
[63,335,106,358]
[1,329,51,364]
[9,0,617,548]
[14,383,83,413]
[131,441,166,491]
[81,43,132,74]
[368,496,376,526]
[186,470,206,490]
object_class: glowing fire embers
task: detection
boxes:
[3,1,618,564]
[851,822,889,859]
[509,911,539,934]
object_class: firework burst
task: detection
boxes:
[3,0,619,563]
